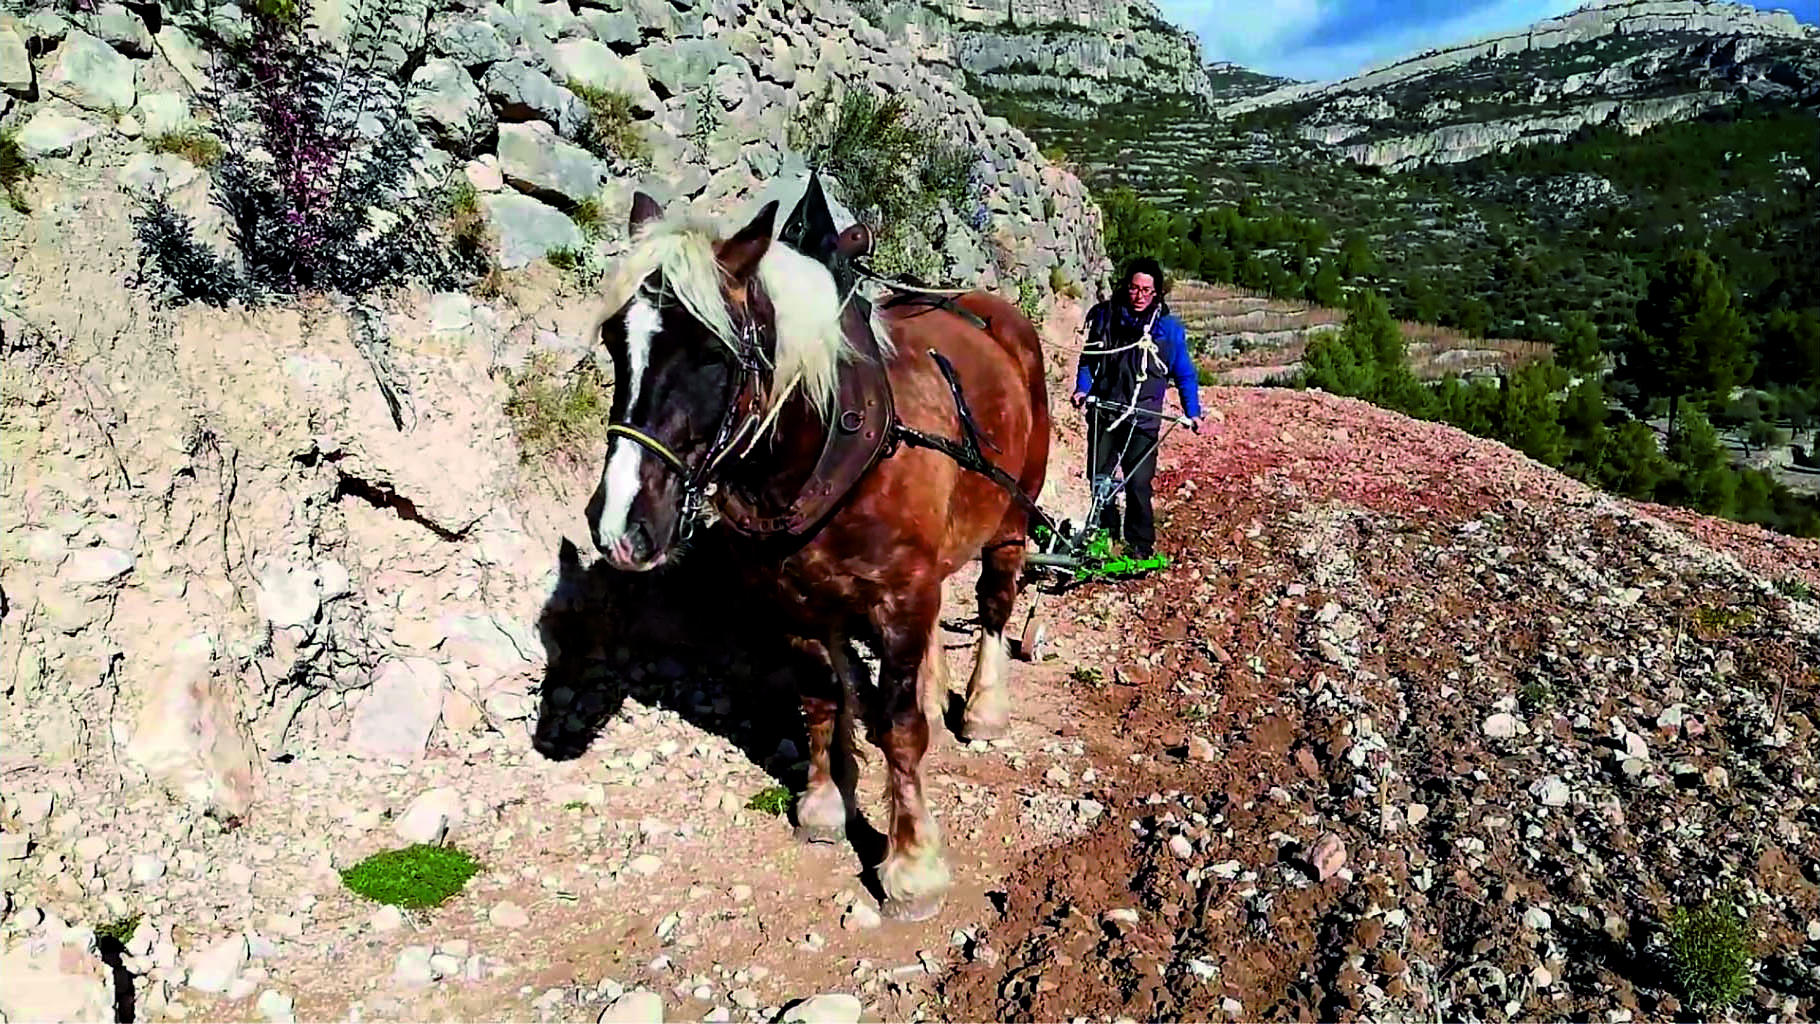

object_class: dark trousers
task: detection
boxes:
[1088,411,1160,556]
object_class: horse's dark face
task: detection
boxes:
[589,193,776,572]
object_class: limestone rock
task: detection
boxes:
[123,631,262,820]
[496,122,605,206]
[16,109,103,160]
[482,59,584,138]
[347,657,447,762]
[480,191,584,268]
[0,25,32,95]
[437,17,511,67]
[409,57,495,149]
[81,2,152,57]
[0,925,117,1024]
[549,38,658,114]
[45,28,136,112]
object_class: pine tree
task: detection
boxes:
[1496,362,1567,467]
[1555,315,1603,377]
[1663,405,1738,516]
[1598,420,1672,500]
[1559,376,1610,476]
[1757,308,1820,389]
[1613,249,1755,437]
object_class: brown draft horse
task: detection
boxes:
[584,190,1050,920]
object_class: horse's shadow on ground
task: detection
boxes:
[531,525,801,777]
[529,522,899,883]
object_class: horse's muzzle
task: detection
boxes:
[595,522,665,572]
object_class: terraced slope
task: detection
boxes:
[1169,281,1551,385]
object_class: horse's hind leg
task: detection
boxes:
[868,580,951,921]
[790,636,854,845]
[960,533,1024,741]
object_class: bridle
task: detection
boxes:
[603,281,771,543]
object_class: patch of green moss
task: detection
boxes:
[339,843,482,909]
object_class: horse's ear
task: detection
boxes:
[629,191,662,233]
[720,199,778,282]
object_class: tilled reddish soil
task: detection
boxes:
[933,386,1820,1024]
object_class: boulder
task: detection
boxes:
[496,122,605,206]
[45,28,136,112]
[408,58,495,149]
[480,191,584,268]
[481,59,584,138]
[549,38,658,114]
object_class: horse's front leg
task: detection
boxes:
[869,584,951,921]
[789,636,852,844]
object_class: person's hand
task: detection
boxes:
[1071,392,1087,409]
[1188,416,1204,434]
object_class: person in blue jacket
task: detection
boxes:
[1071,256,1203,559]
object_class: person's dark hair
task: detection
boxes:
[1117,256,1168,299]
[1113,256,1168,312]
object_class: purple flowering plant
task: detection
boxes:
[132,0,486,306]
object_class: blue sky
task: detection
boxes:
[1157,0,1820,83]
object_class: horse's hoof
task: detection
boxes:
[880,893,944,922]
[959,715,1009,742]
[794,822,845,845]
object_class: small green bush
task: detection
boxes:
[339,844,481,909]
[1015,277,1042,321]
[570,82,650,168]
[788,84,987,285]
[503,350,610,463]
[147,127,224,169]
[1,131,33,212]
[1665,899,1755,1010]
[570,197,604,237]
[96,913,142,944]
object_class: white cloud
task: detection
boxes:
[1161,0,1601,81]
[1165,0,1329,70]
[1279,0,1586,81]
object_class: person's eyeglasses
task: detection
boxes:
[1129,283,1155,294]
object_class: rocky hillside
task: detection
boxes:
[0,0,1127,785]
[1222,0,1820,172]
[1170,281,1551,385]
[989,0,1819,345]
[1,0,1113,300]
[857,0,1215,110]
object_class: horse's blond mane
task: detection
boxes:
[591,205,893,420]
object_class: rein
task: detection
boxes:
[605,282,771,543]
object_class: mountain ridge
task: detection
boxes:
[1218,0,1818,117]
[857,0,1216,107]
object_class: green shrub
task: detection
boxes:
[1665,899,1755,1010]
[789,85,987,285]
[1,131,33,212]
[339,844,482,909]
[570,82,650,168]
[503,350,610,463]
[746,785,791,816]
[147,127,224,169]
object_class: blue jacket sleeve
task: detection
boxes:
[1162,318,1202,419]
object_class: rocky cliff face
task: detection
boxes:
[1216,0,1820,172]
[0,0,1111,834]
[859,0,1215,107]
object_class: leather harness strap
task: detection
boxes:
[714,297,897,538]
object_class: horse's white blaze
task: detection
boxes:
[594,296,661,546]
